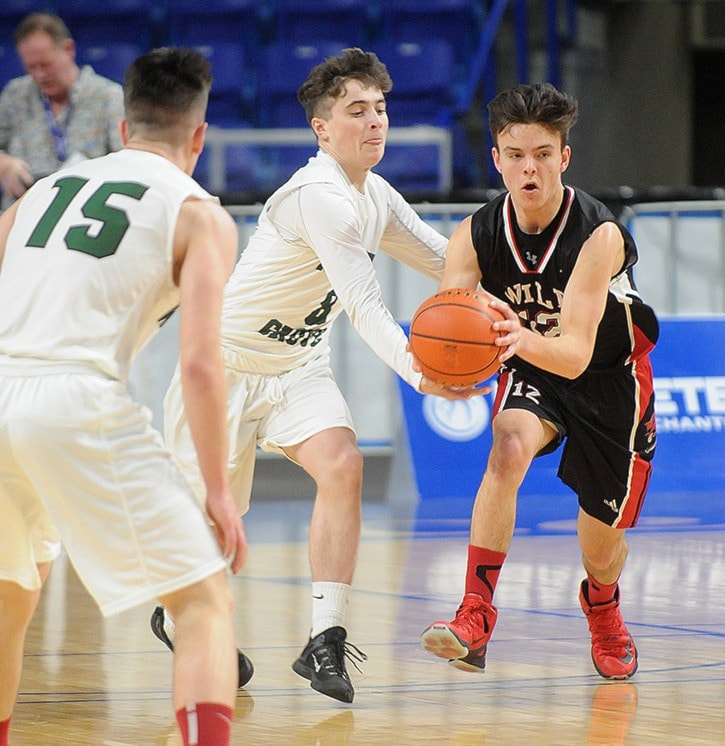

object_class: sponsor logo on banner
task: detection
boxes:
[655,376,725,433]
[422,394,491,441]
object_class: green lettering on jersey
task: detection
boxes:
[26,176,87,248]
[26,177,149,258]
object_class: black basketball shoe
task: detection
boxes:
[150,605,254,688]
[292,626,367,703]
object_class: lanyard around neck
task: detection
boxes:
[41,95,74,162]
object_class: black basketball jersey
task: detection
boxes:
[470,186,659,370]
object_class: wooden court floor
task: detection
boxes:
[10,500,725,745]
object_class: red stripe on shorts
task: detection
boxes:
[617,355,655,528]
[492,368,513,417]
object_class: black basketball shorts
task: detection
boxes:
[492,356,657,528]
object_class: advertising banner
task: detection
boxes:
[397,318,725,532]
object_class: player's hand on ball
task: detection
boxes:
[419,375,491,399]
[407,343,490,399]
[488,299,523,363]
[409,288,504,386]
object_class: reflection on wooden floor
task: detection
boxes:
[12,504,725,745]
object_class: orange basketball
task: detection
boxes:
[409,288,504,387]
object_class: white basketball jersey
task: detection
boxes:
[0,149,215,381]
[220,150,446,386]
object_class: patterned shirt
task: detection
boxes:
[0,65,123,209]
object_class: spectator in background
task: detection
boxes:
[0,13,123,210]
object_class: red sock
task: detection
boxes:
[176,702,233,746]
[586,571,619,604]
[465,545,506,605]
[0,717,10,746]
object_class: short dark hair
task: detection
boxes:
[488,83,579,149]
[14,13,72,46]
[123,47,212,140]
[297,47,392,124]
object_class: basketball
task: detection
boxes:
[409,288,505,387]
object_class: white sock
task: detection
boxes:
[310,581,350,638]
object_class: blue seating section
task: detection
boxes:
[0,0,488,194]
[378,0,483,70]
[56,0,157,47]
[272,0,370,46]
[193,41,253,126]
[166,0,263,53]
[369,40,455,127]
[0,1,54,47]
[0,42,25,88]
[257,41,352,128]
[76,42,143,85]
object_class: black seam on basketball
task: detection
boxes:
[410,333,499,346]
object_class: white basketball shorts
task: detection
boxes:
[164,349,356,516]
[0,368,227,616]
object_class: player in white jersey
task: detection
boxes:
[0,48,244,746]
[160,47,483,704]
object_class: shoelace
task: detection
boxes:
[588,608,631,653]
[317,638,368,675]
[455,599,490,636]
[342,640,368,674]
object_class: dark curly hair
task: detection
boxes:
[488,83,579,149]
[297,47,392,124]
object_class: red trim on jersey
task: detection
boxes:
[628,322,656,362]
[502,186,575,274]
[616,356,655,528]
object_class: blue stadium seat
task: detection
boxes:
[76,42,143,85]
[0,43,25,89]
[56,0,158,47]
[166,0,263,51]
[372,40,455,127]
[377,0,482,70]
[371,40,457,194]
[271,0,370,46]
[0,1,55,44]
[255,41,352,190]
[374,142,447,195]
[194,124,267,194]
[257,40,350,128]
[192,42,253,127]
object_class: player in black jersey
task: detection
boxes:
[420,83,658,680]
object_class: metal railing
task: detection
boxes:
[625,200,725,315]
[204,125,454,194]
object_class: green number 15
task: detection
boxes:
[27,176,148,258]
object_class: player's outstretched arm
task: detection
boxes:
[174,198,247,573]
[438,216,482,291]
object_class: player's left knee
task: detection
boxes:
[583,536,628,574]
[322,443,363,485]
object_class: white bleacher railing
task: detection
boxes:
[203,125,454,194]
